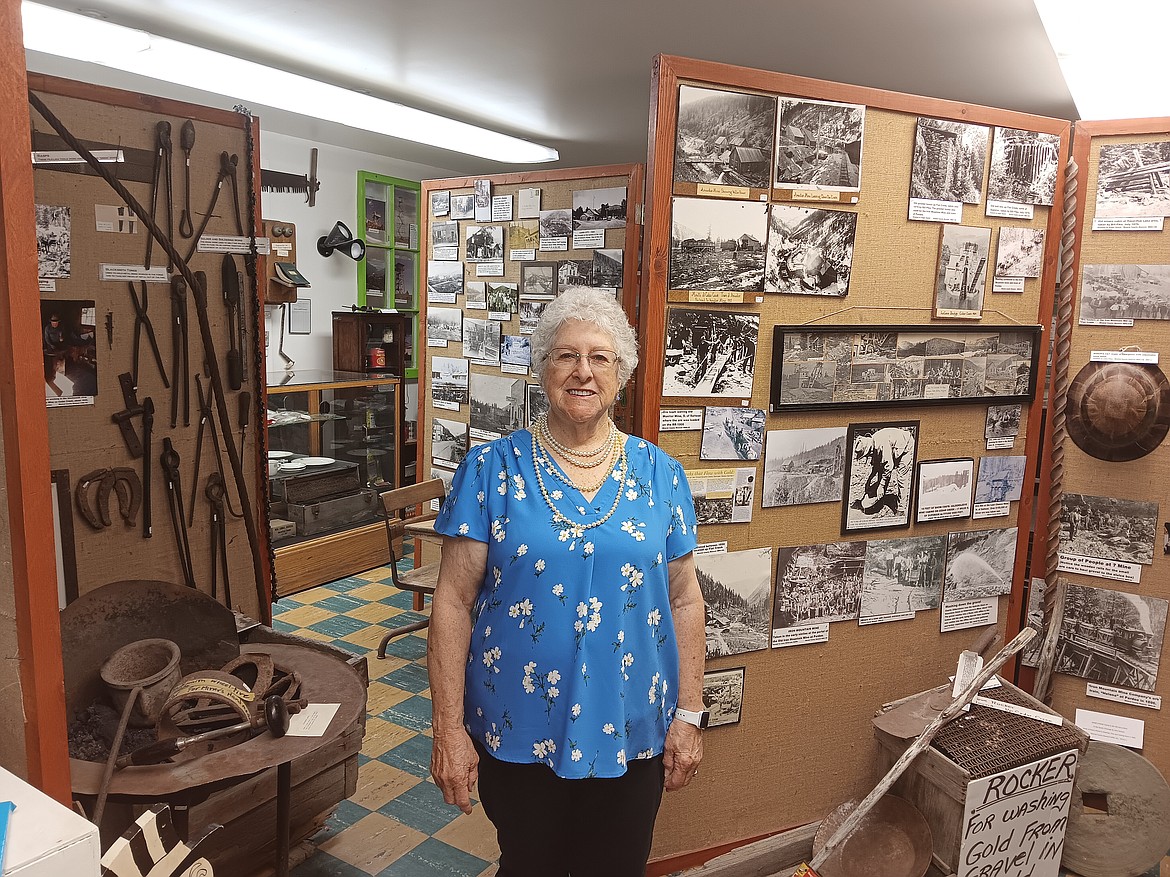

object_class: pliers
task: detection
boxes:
[129,281,170,391]
[206,472,231,607]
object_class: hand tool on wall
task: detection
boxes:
[129,280,170,392]
[111,372,147,458]
[144,121,173,271]
[238,391,251,447]
[169,275,190,428]
[189,373,242,522]
[75,467,141,530]
[206,472,232,607]
[31,91,268,615]
[178,120,195,238]
[224,151,244,236]
[183,151,231,263]
[222,254,243,390]
[161,437,195,588]
[105,312,113,349]
[141,397,154,539]
[116,695,288,768]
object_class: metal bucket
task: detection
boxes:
[99,638,182,727]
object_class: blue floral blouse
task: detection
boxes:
[434,430,698,779]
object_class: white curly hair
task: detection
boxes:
[530,286,638,386]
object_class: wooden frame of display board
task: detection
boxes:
[417,164,644,491]
[1032,117,1170,788]
[28,73,273,626]
[640,54,1070,867]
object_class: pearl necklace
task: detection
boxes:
[532,431,628,531]
[535,415,615,467]
[535,437,617,493]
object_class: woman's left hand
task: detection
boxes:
[662,719,703,791]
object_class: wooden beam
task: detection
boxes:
[0,0,71,801]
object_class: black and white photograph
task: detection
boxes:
[364,195,386,243]
[450,193,475,220]
[944,526,1018,601]
[469,373,526,438]
[915,458,974,523]
[701,407,765,461]
[985,404,1022,439]
[474,178,491,218]
[487,281,518,319]
[910,118,989,204]
[1095,141,1170,218]
[393,186,417,248]
[509,219,540,251]
[774,97,864,192]
[674,84,776,190]
[525,384,549,426]
[41,299,96,403]
[431,466,456,499]
[593,249,623,288]
[519,299,548,335]
[669,197,768,291]
[393,251,416,308]
[861,535,947,618]
[521,262,556,299]
[988,127,1060,206]
[430,355,469,406]
[465,224,504,262]
[763,205,857,296]
[994,227,1044,280]
[501,334,532,369]
[462,317,502,364]
[431,220,458,249]
[842,421,919,533]
[432,417,468,470]
[934,225,991,319]
[463,281,486,311]
[558,259,594,288]
[572,186,627,229]
[1061,493,1159,566]
[773,541,865,629]
[426,260,463,301]
[365,248,387,300]
[35,205,70,278]
[1079,264,1170,323]
[431,189,450,217]
[538,208,572,239]
[1056,582,1168,693]
[762,427,846,508]
[974,455,1027,504]
[702,667,745,728]
[426,306,462,343]
[696,546,772,659]
[663,307,759,398]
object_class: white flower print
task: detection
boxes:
[583,542,594,556]
[574,620,585,632]
[514,447,522,457]
[458,522,469,535]
[612,469,622,482]
[476,490,485,504]
[621,652,634,681]
[552,489,563,500]
[484,626,492,637]
[548,686,559,698]
[637,749,654,759]
[498,471,507,481]
[621,563,635,577]
[647,608,661,626]
[576,601,588,618]
[639,440,647,448]
[534,558,546,576]
[517,543,528,556]
[476,707,484,717]
[485,727,501,751]
[522,676,536,694]
[547,669,561,684]
[552,583,564,603]
[491,520,507,542]
[482,646,502,672]
[626,489,638,501]
[602,722,615,735]
[572,748,583,762]
[571,703,581,719]
[497,482,507,496]
[617,749,627,767]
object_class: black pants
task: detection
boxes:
[474,742,665,877]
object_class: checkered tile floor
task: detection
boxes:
[272,543,499,877]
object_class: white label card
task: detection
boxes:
[501,363,528,375]
[693,541,728,556]
[1075,708,1145,748]
[986,436,1016,450]
[432,398,460,411]
[426,338,449,348]
[509,248,536,262]
[38,278,55,292]
[773,623,829,649]
[940,597,999,632]
[476,261,505,277]
[491,195,513,222]
[992,277,1026,293]
[99,264,169,283]
[518,188,541,218]
[659,408,704,431]
[971,696,1063,726]
[428,292,457,305]
[1092,216,1164,232]
[33,149,123,164]
[973,501,1011,519]
[197,234,271,255]
[1090,349,1159,364]
[286,703,341,737]
[1080,317,1134,327]
[908,198,964,223]
[1057,553,1141,584]
[432,247,458,261]
[986,200,1035,220]
[94,204,139,234]
[1086,683,1162,710]
[539,236,568,252]
[572,229,605,249]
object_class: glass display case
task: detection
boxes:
[266,369,401,597]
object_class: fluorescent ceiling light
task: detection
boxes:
[21,2,559,164]
[1033,0,1170,119]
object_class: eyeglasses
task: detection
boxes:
[548,348,619,371]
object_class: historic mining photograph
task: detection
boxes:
[469,373,526,437]
[700,406,765,461]
[861,535,947,617]
[1095,141,1170,218]
[774,97,864,191]
[773,541,865,629]
[1061,493,1159,566]
[987,126,1060,206]
[430,355,469,405]
[432,417,469,469]
[696,547,772,659]
[934,225,991,318]
[1079,264,1170,323]
[425,306,462,342]
[572,186,627,229]
[762,426,846,508]
[462,317,501,364]
[662,307,759,397]
[763,205,857,296]
[669,196,768,291]
[943,526,1018,601]
[910,117,989,204]
[1056,582,1168,693]
[995,227,1045,278]
[843,421,919,532]
[674,84,776,190]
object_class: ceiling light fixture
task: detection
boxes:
[1033,0,1170,119]
[21,2,559,164]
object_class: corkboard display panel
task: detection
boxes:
[640,56,1069,861]
[30,76,270,620]
[417,165,644,487]
[1044,121,1170,788]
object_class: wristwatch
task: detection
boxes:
[674,707,710,729]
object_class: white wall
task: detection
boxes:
[258,129,462,376]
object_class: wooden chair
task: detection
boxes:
[376,478,446,659]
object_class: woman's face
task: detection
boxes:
[543,319,620,427]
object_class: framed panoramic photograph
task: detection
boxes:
[842,421,919,534]
[770,324,1041,412]
[702,667,746,728]
[915,458,974,523]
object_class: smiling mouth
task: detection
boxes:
[568,389,594,396]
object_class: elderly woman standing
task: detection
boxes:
[429,286,706,877]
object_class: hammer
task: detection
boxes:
[116,695,289,768]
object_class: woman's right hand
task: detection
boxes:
[431,728,479,815]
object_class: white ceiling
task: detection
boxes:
[25,0,1078,177]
